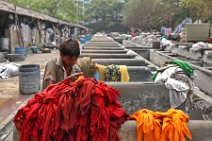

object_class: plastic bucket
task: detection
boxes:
[19,64,40,95]
[15,47,26,60]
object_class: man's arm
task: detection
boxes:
[43,62,57,90]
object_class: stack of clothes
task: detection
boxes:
[152,60,195,109]
[95,64,130,82]
[14,78,129,141]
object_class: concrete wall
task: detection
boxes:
[119,120,212,141]
[93,59,146,66]
[127,66,152,82]
[86,42,120,47]
[131,49,150,60]
[150,50,212,97]
[81,50,128,54]
[107,82,170,114]
[80,53,136,59]
[13,120,212,141]
[83,46,124,50]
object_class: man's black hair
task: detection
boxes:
[59,39,80,57]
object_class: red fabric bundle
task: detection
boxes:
[14,78,129,141]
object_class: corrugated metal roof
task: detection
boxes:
[0,1,87,30]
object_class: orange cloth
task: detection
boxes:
[131,109,192,141]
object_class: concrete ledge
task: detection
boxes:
[188,50,202,61]
[122,40,151,48]
[107,82,170,114]
[82,50,128,54]
[150,50,212,97]
[13,120,212,141]
[119,120,212,141]
[129,49,150,60]
[83,47,125,50]
[86,42,120,47]
[80,53,136,59]
[93,59,146,66]
[127,66,152,82]
[177,46,190,57]
[203,51,212,64]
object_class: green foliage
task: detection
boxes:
[7,0,80,23]
[180,0,212,20]
[123,0,179,30]
[123,0,212,30]
[85,0,127,32]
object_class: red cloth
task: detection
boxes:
[14,78,129,141]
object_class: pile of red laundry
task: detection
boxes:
[14,78,129,141]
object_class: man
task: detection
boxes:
[42,39,83,90]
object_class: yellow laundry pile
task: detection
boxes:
[131,109,192,141]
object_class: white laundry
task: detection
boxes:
[155,66,193,108]
[0,63,20,79]
[21,23,29,42]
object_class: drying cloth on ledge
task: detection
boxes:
[131,109,192,141]
[14,78,129,141]
[95,64,130,82]
[169,59,194,76]
[105,64,121,82]
[155,66,194,108]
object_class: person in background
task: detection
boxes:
[42,39,83,90]
[47,28,55,43]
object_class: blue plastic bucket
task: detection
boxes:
[85,35,92,41]
[80,38,86,44]
[15,47,26,60]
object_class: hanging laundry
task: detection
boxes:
[131,109,162,141]
[14,78,129,141]
[165,28,172,37]
[95,64,105,81]
[131,109,192,141]
[169,59,194,76]
[120,65,130,82]
[21,23,29,42]
[152,60,195,109]
[104,64,121,82]
[95,64,130,82]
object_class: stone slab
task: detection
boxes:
[80,53,136,59]
[83,46,124,50]
[81,50,128,54]
[93,59,146,66]
[119,120,212,141]
[107,82,170,114]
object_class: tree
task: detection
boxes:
[180,0,212,21]
[7,0,80,23]
[123,0,212,31]
[85,0,128,33]
[122,0,190,31]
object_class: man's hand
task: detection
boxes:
[66,73,84,82]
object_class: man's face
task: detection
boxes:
[62,56,77,67]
